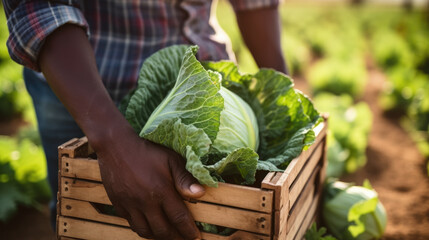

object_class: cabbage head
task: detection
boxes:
[121,45,321,186]
[323,180,387,240]
[212,87,259,153]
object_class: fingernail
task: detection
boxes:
[190,184,204,193]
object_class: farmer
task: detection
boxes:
[3,0,286,239]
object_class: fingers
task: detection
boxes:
[169,156,205,199]
[129,212,153,239]
[113,205,130,220]
[163,193,201,240]
[144,207,183,240]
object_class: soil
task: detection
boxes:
[295,57,429,239]
[1,61,428,240]
[0,116,26,136]
[340,60,429,240]
[0,205,55,240]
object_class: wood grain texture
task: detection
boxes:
[261,121,326,239]
[60,155,274,213]
[286,189,316,240]
[60,157,101,182]
[185,201,271,235]
[61,177,111,205]
[289,144,323,208]
[287,165,320,233]
[59,172,274,212]
[202,231,270,240]
[290,191,321,240]
[261,121,327,211]
[283,122,326,190]
[60,198,129,227]
[60,177,272,234]
[58,216,144,240]
[58,216,269,240]
[58,137,91,158]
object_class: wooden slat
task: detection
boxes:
[61,157,101,182]
[58,216,144,240]
[319,135,328,200]
[61,177,271,235]
[202,231,270,240]
[289,144,323,208]
[260,172,289,238]
[58,137,92,158]
[58,138,80,157]
[275,140,324,239]
[185,201,271,235]
[60,157,274,213]
[286,166,320,233]
[58,216,269,240]
[60,198,129,227]
[61,177,111,205]
[60,197,272,236]
[269,172,290,211]
[260,121,327,239]
[273,205,286,240]
[273,163,320,240]
[273,176,322,240]
[283,122,326,188]
[286,187,316,240]
[292,193,321,240]
[197,183,273,213]
[261,121,327,211]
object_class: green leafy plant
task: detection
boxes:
[408,83,429,133]
[0,161,33,221]
[0,6,10,64]
[120,45,321,187]
[313,93,372,177]
[307,58,367,99]
[379,67,427,113]
[0,10,34,122]
[400,84,429,158]
[323,180,387,240]
[305,223,337,240]
[407,31,429,75]
[0,62,25,120]
[0,135,51,222]
[282,33,311,76]
[371,30,413,70]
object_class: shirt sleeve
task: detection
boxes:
[2,0,89,71]
[228,0,280,12]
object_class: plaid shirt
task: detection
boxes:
[3,0,279,102]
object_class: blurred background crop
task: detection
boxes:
[1,0,428,239]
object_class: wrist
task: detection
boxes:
[85,110,138,153]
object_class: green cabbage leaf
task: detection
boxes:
[323,180,387,240]
[122,45,321,186]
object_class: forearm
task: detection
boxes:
[38,25,203,239]
[39,24,135,150]
[235,7,288,74]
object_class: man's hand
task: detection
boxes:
[39,24,203,239]
[96,127,204,239]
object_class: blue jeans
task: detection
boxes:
[23,68,84,228]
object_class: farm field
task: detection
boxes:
[1,1,428,239]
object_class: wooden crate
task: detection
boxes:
[56,120,327,240]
